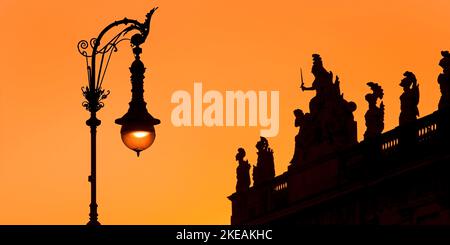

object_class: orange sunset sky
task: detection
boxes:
[0,0,449,224]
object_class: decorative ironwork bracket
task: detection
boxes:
[78,7,158,113]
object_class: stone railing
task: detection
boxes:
[378,111,440,154]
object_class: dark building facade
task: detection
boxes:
[228,52,450,225]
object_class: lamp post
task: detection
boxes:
[77,8,160,226]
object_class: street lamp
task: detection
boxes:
[77,7,160,226]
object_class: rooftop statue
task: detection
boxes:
[252,137,275,185]
[399,71,420,125]
[438,51,450,110]
[364,82,384,139]
[290,109,312,166]
[301,54,335,116]
[291,54,357,167]
[235,148,251,192]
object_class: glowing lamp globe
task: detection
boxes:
[116,111,160,156]
[120,122,156,156]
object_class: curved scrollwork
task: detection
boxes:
[77,40,90,57]
[77,36,119,58]
[78,7,158,113]
[90,38,97,51]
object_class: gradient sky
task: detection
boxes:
[0,0,449,224]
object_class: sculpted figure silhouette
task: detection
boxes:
[235,148,251,192]
[438,51,450,110]
[290,54,357,167]
[290,109,313,166]
[364,82,385,139]
[252,137,275,186]
[301,54,335,117]
[399,71,420,125]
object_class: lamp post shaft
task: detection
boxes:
[87,113,101,226]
